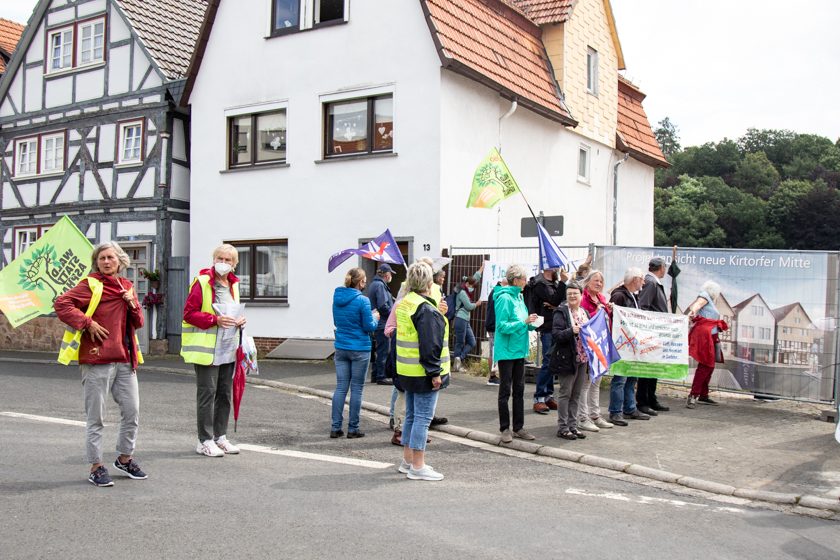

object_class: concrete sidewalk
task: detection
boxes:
[4,350,839,512]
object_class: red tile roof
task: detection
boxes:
[616,76,668,168]
[508,0,574,25]
[0,18,25,75]
[421,0,575,125]
[117,0,208,80]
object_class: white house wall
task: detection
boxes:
[189,0,442,339]
[615,157,654,245]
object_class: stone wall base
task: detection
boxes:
[0,314,65,352]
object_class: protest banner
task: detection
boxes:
[611,306,689,379]
[478,260,539,301]
[0,216,93,328]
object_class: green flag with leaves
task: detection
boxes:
[466,147,520,209]
[0,216,93,328]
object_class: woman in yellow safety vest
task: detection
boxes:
[181,244,246,457]
[395,262,450,481]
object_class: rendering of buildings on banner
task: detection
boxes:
[0,0,207,352]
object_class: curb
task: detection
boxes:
[3,356,839,515]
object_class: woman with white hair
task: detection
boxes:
[395,262,450,481]
[182,244,247,457]
[493,264,539,443]
[54,241,146,486]
[577,270,614,432]
[686,280,727,408]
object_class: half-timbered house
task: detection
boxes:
[0,0,207,353]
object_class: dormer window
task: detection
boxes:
[45,15,107,74]
[271,0,347,36]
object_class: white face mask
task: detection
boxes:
[214,262,233,276]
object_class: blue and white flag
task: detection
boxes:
[536,221,569,270]
[579,308,621,382]
[327,228,406,272]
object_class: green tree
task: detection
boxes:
[787,182,840,249]
[767,179,814,233]
[654,176,726,247]
[654,117,681,158]
[732,151,780,199]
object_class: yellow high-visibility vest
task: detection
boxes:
[395,291,450,378]
[180,274,240,365]
[57,277,145,366]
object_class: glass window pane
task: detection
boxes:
[328,100,368,155]
[255,111,287,163]
[255,244,288,298]
[230,116,252,166]
[373,96,393,152]
[578,149,587,177]
[236,246,252,298]
[317,0,344,23]
[274,0,300,30]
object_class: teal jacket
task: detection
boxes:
[492,285,536,361]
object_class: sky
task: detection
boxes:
[4,0,839,148]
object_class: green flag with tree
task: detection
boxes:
[0,216,93,328]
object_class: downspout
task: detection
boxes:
[613,152,630,245]
[498,100,518,246]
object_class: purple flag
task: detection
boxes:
[327,229,406,272]
[579,309,621,382]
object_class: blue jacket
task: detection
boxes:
[366,276,393,329]
[333,287,378,351]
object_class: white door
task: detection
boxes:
[121,244,150,353]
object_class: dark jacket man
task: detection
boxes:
[531,273,567,333]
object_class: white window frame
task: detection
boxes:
[14,227,40,258]
[47,26,74,73]
[269,0,349,35]
[41,132,66,174]
[586,46,598,95]
[118,119,144,165]
[77,17,106,66]
[577,144,590,184]
[14,137,39,177]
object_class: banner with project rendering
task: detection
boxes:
[0,216,93,328]
[610,306,689,379]
[478,260,540,301]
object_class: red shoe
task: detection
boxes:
[391,430,402,446]
[533,402,550,415]
[545,398,558,411]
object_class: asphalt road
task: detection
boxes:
[1,361,838,559]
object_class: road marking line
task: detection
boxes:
[0,411,86,427]
[566,488,745,514]
[237,444,393,469]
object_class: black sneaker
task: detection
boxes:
[487,375,501,386]
[698,396,720,406]
[430,416,448,426]
[88,466,114,487]
[113,458,148,480]
[329,430,344,438]
[347,431,365,439]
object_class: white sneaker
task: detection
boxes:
[407,465,444,481]
[453,357,462,372]
[196,439,224,457]
[215,435,240,454]
[398,459,411,474]
[593,417,614,429]
[577,419,601,432]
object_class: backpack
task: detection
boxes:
[443,286,460,322]
[522,276,539,314]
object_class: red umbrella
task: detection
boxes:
[233,334,247,432]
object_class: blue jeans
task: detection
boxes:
[534,331,555,402]
[372,329,390,381]
[401,389,439,451]
[453,317,476,360]
[331,349,370,432]
[608,376,638,415]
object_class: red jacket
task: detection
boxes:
[581,288,612,326]
[182,267,240,329]
[54,273,144,368]
[689,316,728,367]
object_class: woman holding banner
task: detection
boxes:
[551,281,590,440]
[687,281,727,408]
[578,270,614,432]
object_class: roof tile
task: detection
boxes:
[0,17,25,75]
[508,0,574,25]
[617,76,669,168]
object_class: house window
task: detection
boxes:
[42,133,65,173]
[586,47,598,95]
[751,305,763,316]
[577,145,590,183]
[48,27,74,71]
[118,120,144,164]
[759,327,771,340]
[271,0,347,35]
[13,225,52,258]
[227,240,289,301]
[78,19,105,65]
[45,16,107,74]
[14,137,38,177]
[13,131,67,177]
[228,109,287,168]
[325,94,393,157]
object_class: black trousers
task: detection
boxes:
[498,359,525,432]
[636,377,659,407]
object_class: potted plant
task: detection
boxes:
[140,268,161,290]
[142,292,165,309]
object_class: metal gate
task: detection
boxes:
[166,256,189,353]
